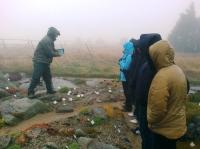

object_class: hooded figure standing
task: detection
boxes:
[28,27,61,97]
[119,41,135,111]
[134,33,162,149]
[147,40,188,149]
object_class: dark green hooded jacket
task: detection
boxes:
[33,27,60,64]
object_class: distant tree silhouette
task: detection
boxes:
[168,2,200,53]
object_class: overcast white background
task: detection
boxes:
[0,0,200,42]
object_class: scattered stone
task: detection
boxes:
[43,142,58,149]
[88,141,119,149]
[58,128,75,137]
[2,114,20,125]
[0,135,11,149]
[0,98,50,125]
[75,129,87,137]
[68,97,73,102]
[56,105,74,113]
[61,98,66,105]
[91,120,95,125]
[67,90,72,95]
[92,107,107,119]
[86,80,99,87]
[52,78,77,90]
[25,128,42,139]
[78,137,93,148]
[53,101,58,105]
[190,141,196,147]
[108,89,112,93]
[94,91,100,95]
[16,133,29,146]
[8,72,22,81]
[0,88,10,98]
[19,81,30,90]
[96,99,102,103]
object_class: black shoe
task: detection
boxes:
[47,90,57,94]
[122,105,132,112]
[131,127,140,135]
[28,91,35,99]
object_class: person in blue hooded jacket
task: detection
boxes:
[119,41,135,112]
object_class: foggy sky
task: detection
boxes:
[0,0,200,42]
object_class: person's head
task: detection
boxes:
[130,38,140,50]
[47,27,60,41]
[149,40,175,70]
[139,33,162,70]
[139,33,162,57]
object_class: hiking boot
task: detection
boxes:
[131,127,140,135]
[28,91,35,99]
[121,105,132,112]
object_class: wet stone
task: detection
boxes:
[75,129,87,137]
[92,107,107,119]
[56,105,74,113]
[0,135,11,149]
[42,142,58,149]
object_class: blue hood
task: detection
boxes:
[123,41,134,55]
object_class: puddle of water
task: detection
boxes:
[86,79,100,87]
[19,77,78,90]
[190,86,200,94]
[52,78,77,89]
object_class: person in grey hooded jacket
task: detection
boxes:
[28,27,61,97]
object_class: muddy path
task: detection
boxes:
[0,101,123,135]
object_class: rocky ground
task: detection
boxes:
[0,72,140,149]
[0,72,200,149]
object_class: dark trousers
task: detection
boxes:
[138,106,152,149]
[151,131,177,149]
[122,81,132,111]
[28,62,53,94]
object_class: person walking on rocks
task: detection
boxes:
[28,27,61,97]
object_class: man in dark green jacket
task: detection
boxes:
[28,27,61,97]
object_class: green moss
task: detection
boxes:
[189,79,200,86]
[6,144,21,149]
[186,102,200,122]
[9,131,22,139]
[0,117,6,128]
[68,142,80,149]
[79,108,91,115]
[189,92,200,103]
[92,116,105,126]
[58,87,69,93]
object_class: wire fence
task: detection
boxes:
[0,39,121,77]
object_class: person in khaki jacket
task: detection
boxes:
[147,40,188,149]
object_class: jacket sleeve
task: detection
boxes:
[147,74,169,125]
[119,55,132,70]
[42,40,59,58]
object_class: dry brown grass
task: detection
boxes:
[175,53,200,80]
[0,46,199,80]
